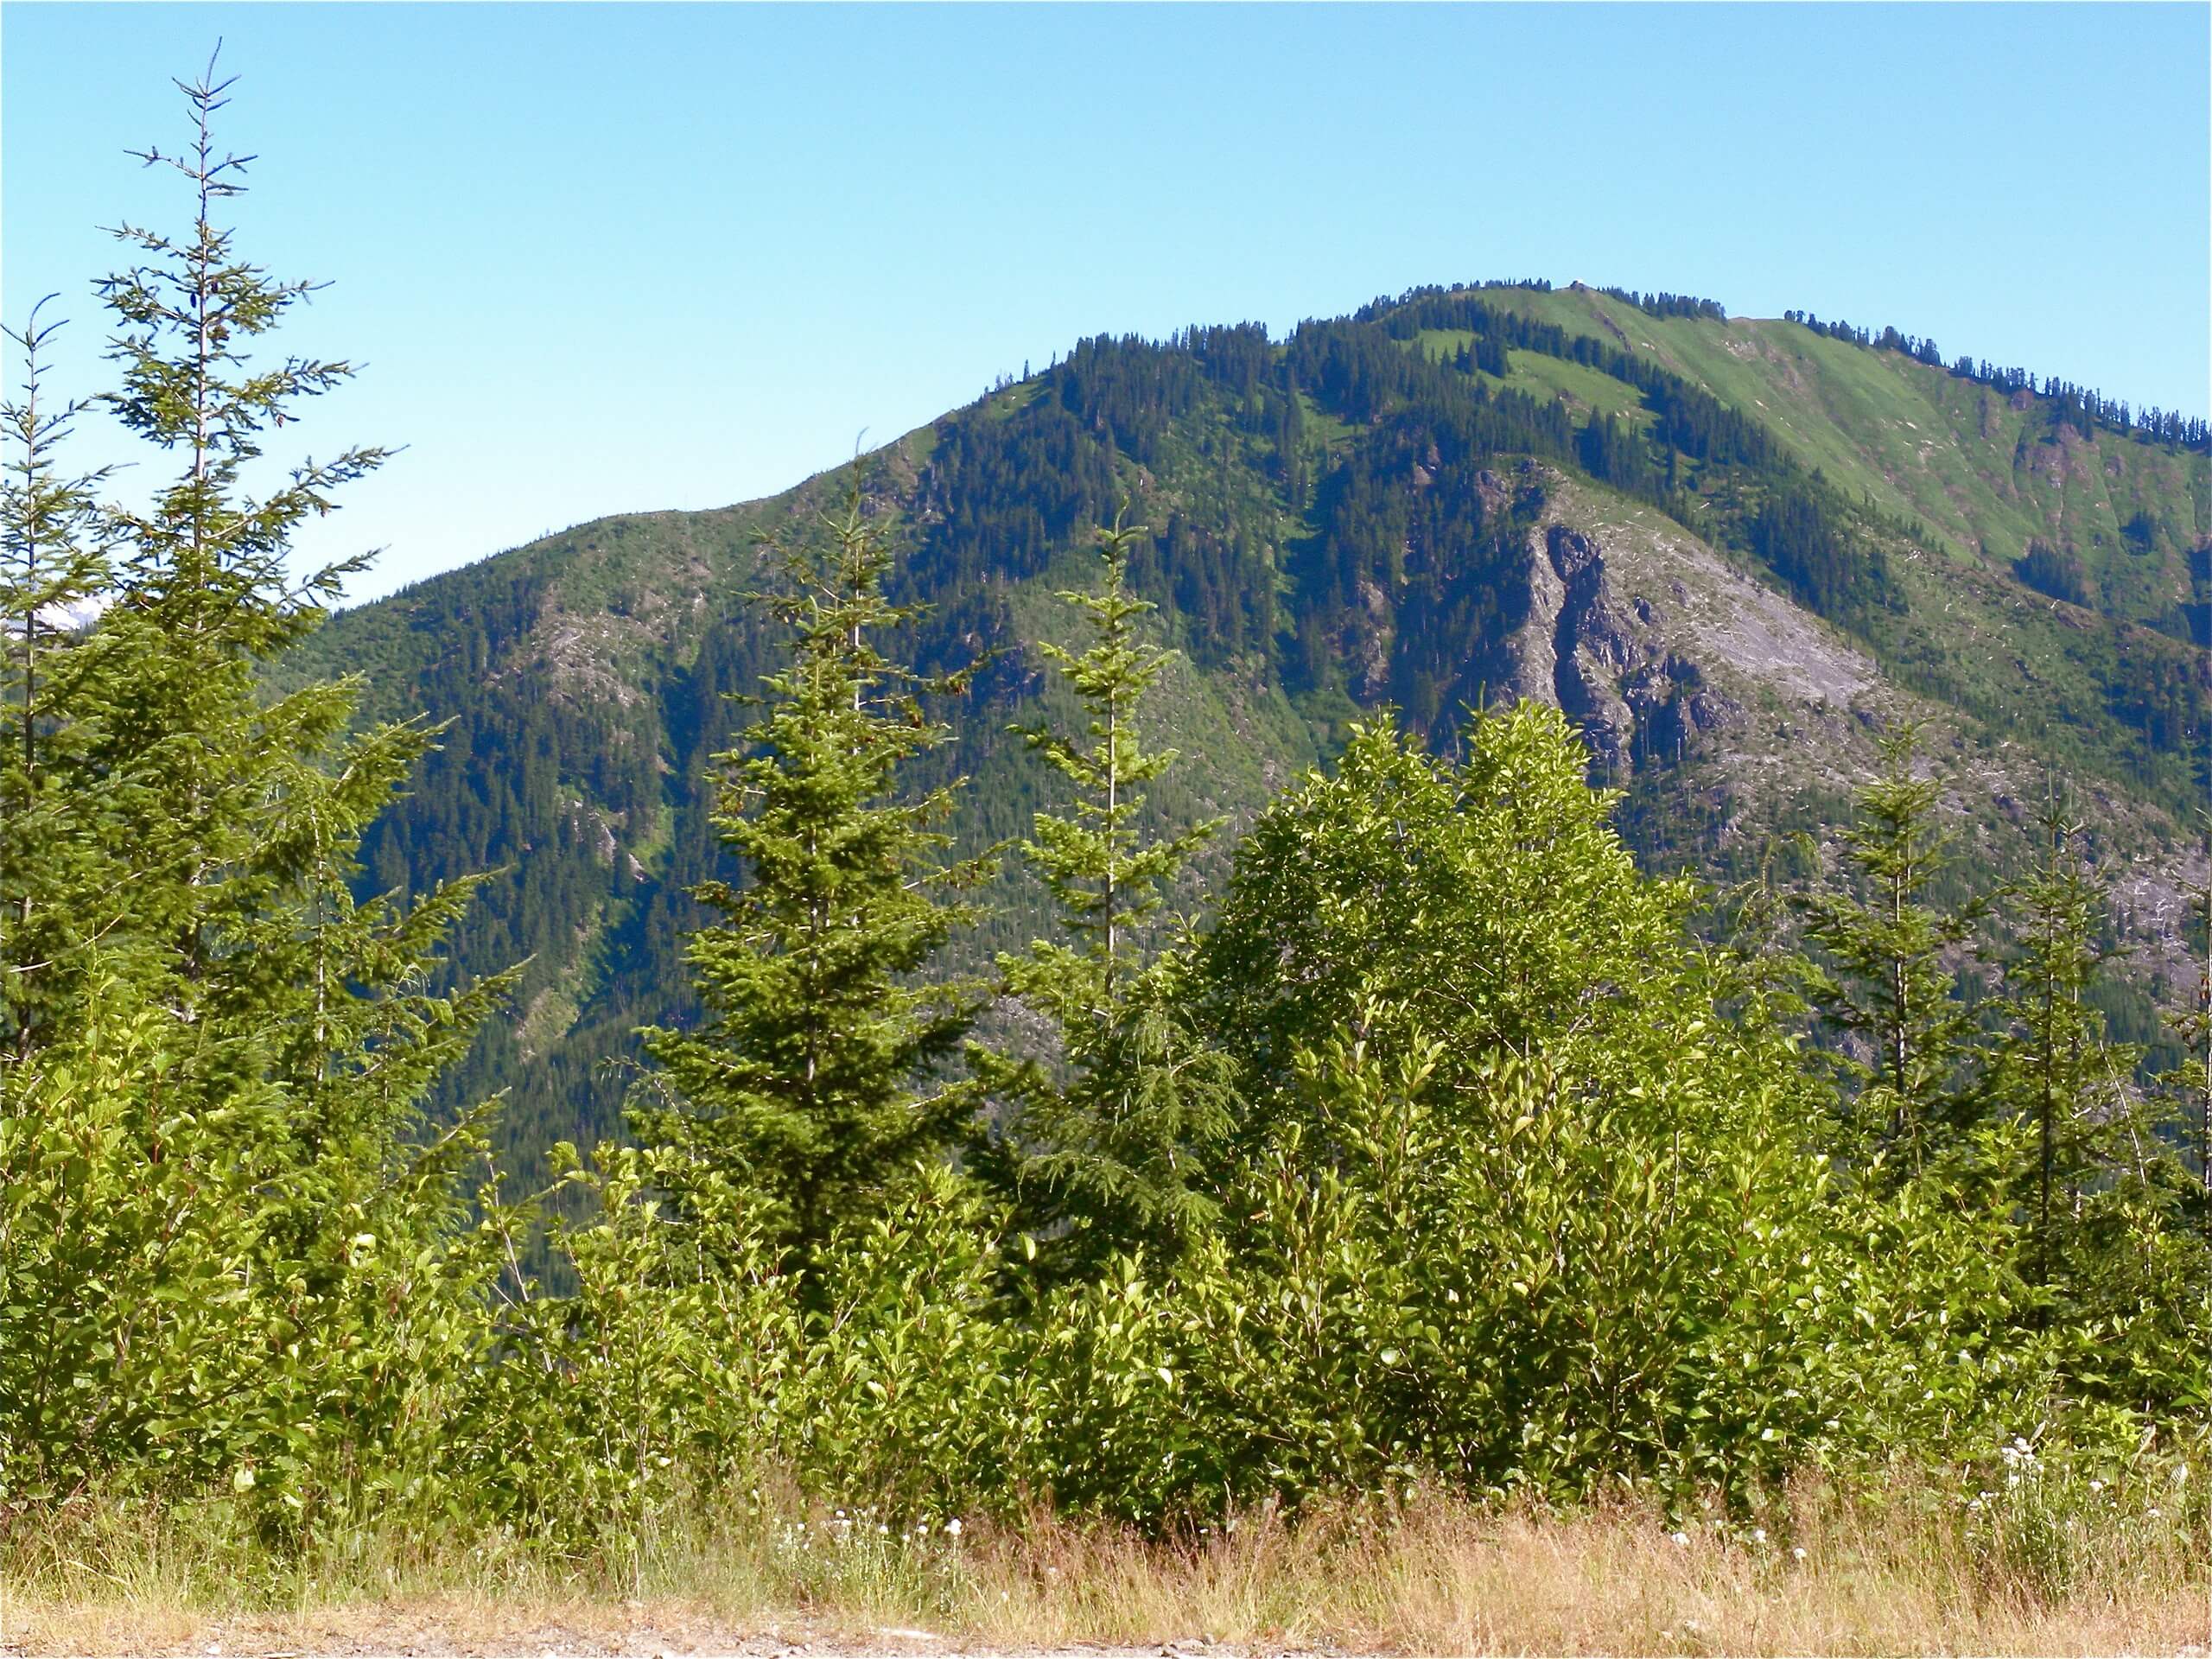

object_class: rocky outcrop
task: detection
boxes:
[1544,525,1641,766]
[1354,574,1395,699]
[1495,518,1742,771]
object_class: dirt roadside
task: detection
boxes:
[0,1607,1331,1659]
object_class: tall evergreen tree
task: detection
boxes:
[81,54,512,1213]
[1,55,513,1508]
[1008,510,1220,1019]
[1978,791,2140,1294]
[1976,803,2211,1410]
[2153,860,2212,1244]
[634,472,991,1260]
[982,511,1230,1269]
[0,300,116,1062]
[1797,724,1980,1177]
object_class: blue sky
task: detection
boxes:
[5,3,2207,603]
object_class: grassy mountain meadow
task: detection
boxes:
[290,279,2212,1189]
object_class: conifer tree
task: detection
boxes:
[635,472,991,1260]
[1,56,514,1505]
[0,301,117,1062]
[81,52,512,1192]
[1797,724,1979,1177]
[982,511,1230,1268]
[1978,791,2141,1294]
[1977,806,2209,1408]
[2152,861,2212,1244]
[1008,510,1220,1020]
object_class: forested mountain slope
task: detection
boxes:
[290,282,2212,1183]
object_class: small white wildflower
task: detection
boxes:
[2147,1506,2162,1519]
[2088,1478,2106,1494]
[1791,1547,1807,1562]
[1669,1530,1689,1547]
[944,1517,963,1537]
[1751,1527,1767,1543]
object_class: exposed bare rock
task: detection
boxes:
[1353,575,1394,699]
[1497,531,1566,709]
[1543,524,1646,767]
[1493,507,1770,772]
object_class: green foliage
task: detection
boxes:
[1796,724,1981,1176]
[0,301,118,1061]
[993,957,1238,1275]
[1980,795,2145,1291]
[1,988,276,1499]
[1194,706,1694,1149]
[982,512,1232,1271]
[633,475,993,1260]
[2156,868,2212,1245]
[1154,709,1953,1508]
[0,59,508,1531]
[794,1163,1019,1508]
[456,1141,797,1546]
[1008,510,1221,1010]
[1980,816,2212,1419]
[8,60,2209,1577]
[2016,540,2095,608]
[1,988,509,1519]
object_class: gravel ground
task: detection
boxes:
[1,1613,1331,1659]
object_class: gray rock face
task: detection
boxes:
[1544,524,1643,766]
[1496,516,1741,771]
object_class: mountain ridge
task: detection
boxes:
[288,281,2211,1179]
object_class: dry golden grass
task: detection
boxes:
[5,1478,2208,1656]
